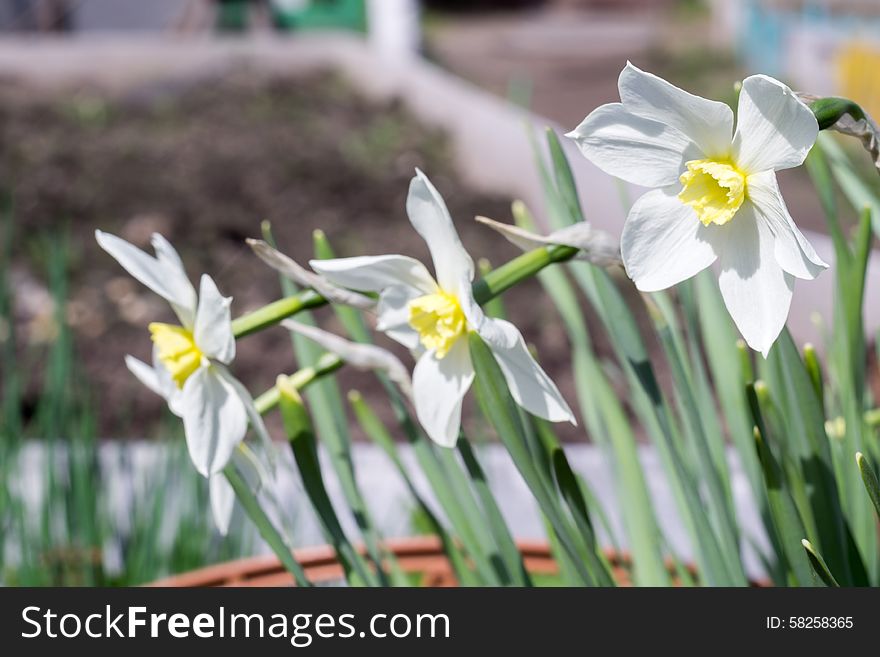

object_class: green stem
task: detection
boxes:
[254,353,343,414]
[231,289,324,338]
[472,245,579,304]
[233,244,580,340]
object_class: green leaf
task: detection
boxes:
[804,144,847,259]
[349,391,500,586]
[650,290,744,579]
[747,383,815,586]
[545,127,585,223]
[802,344,824,405]
[264,222,391,585]
[458,440,532,586]
[818,133,880,236]
[434,443,519,585]
[801,539,840,587]
[516,215,669,584]
[856,452,880,520]
[347,391,480,586]
[278,379,377,586]
[223,465,312,587]
[765,330,857,583]
[468,331,595,585]
[577,266,741,586]
[542,424,616,586]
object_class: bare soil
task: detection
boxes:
[1,68,594,441]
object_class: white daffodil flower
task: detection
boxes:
[568,63,828,356]
[309,169,575,447]
[95,230,270,533]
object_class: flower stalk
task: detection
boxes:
[253,353,344,415]
[233,243,580,343]
[231,289,325,339]
[471,244,579,304]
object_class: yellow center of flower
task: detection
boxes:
[408,291,466,359]
[148,322,203,388]
[678,159,747,226]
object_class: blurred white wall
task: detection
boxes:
[367,0,421,60]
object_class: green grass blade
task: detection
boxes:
[457,439,532,586]
[538,422,616,586]
[469,332,598,586]
[223,464,312,587]
[278,379,377,586]
[546,127,585,223]
[348,390,480,586]
[801,539,841,587]
[577,266,741,586]
[650,292,744,579]
[513,200,670,585]
[264,223,390,584]
[747,384,815,586]
[856,452,880,520]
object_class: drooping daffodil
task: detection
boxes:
[95,230,269,533]
[308,169,575,447]
[568,63,827,356]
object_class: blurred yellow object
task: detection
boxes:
[837,42,880,121]
[149,322,203,388]
[408,291,466,359]
[678,159,747,227]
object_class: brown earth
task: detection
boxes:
[1,67,610,442]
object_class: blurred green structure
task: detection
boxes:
[217,0,367,33]
[278,0,366,31]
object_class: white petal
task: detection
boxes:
[209,474,235,536]
[375,286,422,350]
[475,216,621,266]
[412,339,474,447]
[566,103,702,188]
[193,274,235,364]
[214,364,276,471]
[407,169,475,291]
[124,355,167,400]
[458,286,574,423]
[95,230,197,328]
[732,75,819,173]
[621,187,719,291]
[310,254,437,295]
[151,345,184,416]
[180,365,248,476]
[232,443,271,493]
[283,320,413,400]
[618,62,735,158]
[747,171,828,280]
[151,233,187,277]
[248,239,375,310]
[478,317,576,424]
[717,203,794,357]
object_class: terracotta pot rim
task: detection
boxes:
[148,536,562,587]
[147,536,769,587]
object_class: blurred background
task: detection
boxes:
[1,0,878,585]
